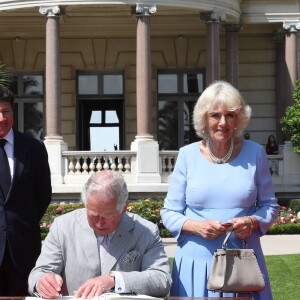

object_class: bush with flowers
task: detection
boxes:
[267,205,300,234]
[40,198,172,240]
[40,199,300,240]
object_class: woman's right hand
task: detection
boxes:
[182,219,228,240]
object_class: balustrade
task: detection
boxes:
[63,151,134,177]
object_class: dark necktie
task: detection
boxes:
[0,139,11,199]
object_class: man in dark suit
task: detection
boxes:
[0,85,52,296]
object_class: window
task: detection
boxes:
[77,72,124,151]
[158,70,204,150]
[10,74,45,140]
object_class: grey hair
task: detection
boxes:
[193,80,252,139]
[81,170,128,211]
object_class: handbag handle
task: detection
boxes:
[222,230,247,250]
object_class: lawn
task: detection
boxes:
[266,254,300,300]
[168,254,300,300]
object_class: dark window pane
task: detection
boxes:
[13,103,18,130]
[78,75,98,95]
[9,76,18,95]
[23,75,43,96]
[24,102,44,139]
[183,101,198,146]
[103,75,123,95]
[183,73,204,94]
[158,74,177,93]
[158,100,178,150]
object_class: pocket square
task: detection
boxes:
[123,250,140,263]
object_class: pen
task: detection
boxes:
[119,292,138,295]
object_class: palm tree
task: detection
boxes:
[0,64,12,87]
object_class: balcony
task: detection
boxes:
[46,139,300,201]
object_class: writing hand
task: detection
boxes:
[36,273,63,299]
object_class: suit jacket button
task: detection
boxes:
[1,225,6,231]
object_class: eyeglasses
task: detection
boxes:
[87,209,120,219]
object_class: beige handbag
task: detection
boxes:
[207,230,266,293]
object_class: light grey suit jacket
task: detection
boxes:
[28,208,171,297]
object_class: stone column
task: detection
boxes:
[130,3,161,184]
[40,5,67,184]
[283,21,300,106]
[273,31,286,143]
[224,23,242,88]
[134,3,156,141]
[200,10,225,86]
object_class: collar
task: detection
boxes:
[2,128,14,146]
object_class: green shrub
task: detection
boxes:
[280,79,300,154]
[267,204,300,234]
[40,199,172,239]
[289,199,300,213]
[41,199,300,240]
[268,223,300,234]
[40,203,84,239]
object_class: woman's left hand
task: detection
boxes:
[227,216,253,239]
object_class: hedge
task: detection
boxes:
[40,199,300,240]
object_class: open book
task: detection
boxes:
[25,293,163,300]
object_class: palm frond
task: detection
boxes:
[0,64,12,87]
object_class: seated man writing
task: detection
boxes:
[28,171,172,299]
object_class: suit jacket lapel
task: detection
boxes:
[77,209,101,275]
[101,213,133,274]
[4,131,25,202]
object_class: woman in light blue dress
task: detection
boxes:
[161,81,280,300]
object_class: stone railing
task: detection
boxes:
[268,154,284,176]
[160,150,178,183]
[62,150,135,184]
[46,141,300,200]
[61,150,285,183]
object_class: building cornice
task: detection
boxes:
[0,0,299,25]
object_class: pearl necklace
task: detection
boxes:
[206,138,234,164]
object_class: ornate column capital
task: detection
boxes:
[134,3,157,16]
[283,21,300,33]
[200,10,226,23]
[224,23,242,33]
[39,5,64,17]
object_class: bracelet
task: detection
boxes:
[245,216,254,235]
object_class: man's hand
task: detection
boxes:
[36,273,63,299]
[75,274,115,299]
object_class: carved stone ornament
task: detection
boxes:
[135,3,157,16]
[224,23,243,32]
[39,5,64,17]
[200,9,226,23]
[283,21,300,33]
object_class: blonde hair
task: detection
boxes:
[193,81,251,139]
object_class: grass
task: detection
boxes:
[266,254,300,300]
[168,254,300,300]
